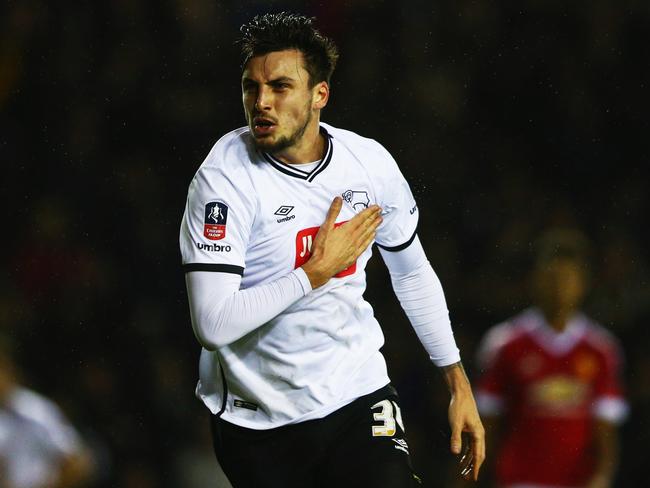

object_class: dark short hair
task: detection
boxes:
[239,12,339,86]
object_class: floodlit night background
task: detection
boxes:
[2,1,648,486]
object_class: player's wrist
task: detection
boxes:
[301,261,328,289]
[292,267,314,295]
[441,361,472,395]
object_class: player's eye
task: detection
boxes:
[242,82,257,93]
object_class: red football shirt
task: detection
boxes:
[476,308,627,488]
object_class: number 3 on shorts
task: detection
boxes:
[371,399,405,437]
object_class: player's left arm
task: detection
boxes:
[372,142,484,480]
[379,238,485,481]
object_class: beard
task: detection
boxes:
[251,105,313,154]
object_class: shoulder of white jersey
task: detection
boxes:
[321,122,395,164]
[186,126,258,203]
[476,313,530,368]
[197,126,252,173]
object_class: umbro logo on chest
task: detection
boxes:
[275,205,295,223]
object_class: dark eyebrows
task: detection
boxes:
[241,76,296,86]
[269,76,295,84]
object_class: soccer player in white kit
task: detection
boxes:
[180,13,484,487]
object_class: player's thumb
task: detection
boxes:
[324,196,342,228]
[450,425,462,455]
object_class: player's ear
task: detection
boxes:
[312,81,329,110]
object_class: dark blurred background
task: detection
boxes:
[1,1,648,486]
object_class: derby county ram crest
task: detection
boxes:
[342,190,370,212]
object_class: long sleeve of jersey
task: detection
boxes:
[185,268,312,350]
[379,235,461,367]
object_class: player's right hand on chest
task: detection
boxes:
[301,196,382,289]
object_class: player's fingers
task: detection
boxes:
[460,458,474,480]
[355,230,377,259]
[349,210,381,244]
[471,426,486,481]
[346,204,381,231]
[450,424,462,455]
[459,442,474,480]
[356,213,382,243]
[323,197,343,229]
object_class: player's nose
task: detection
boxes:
[255,86,272,111]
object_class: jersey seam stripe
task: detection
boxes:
[261,154,309,179]
[260,126,333,181]
[183,263,245,275]
[216,361,228,417]
[263,153,311,176]
[307,133,333,182]
[376,229,418,252]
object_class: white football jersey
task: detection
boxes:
[180,123,419,429]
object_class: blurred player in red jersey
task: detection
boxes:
[475,229,628,488]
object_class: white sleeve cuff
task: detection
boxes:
[476,391,505,416]
[592,396,629,424]
[292,267,313,296]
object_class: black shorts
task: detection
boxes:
[210,384,422,488]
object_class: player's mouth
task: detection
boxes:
[253,117,277,136]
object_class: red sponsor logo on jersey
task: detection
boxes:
[294,223,356,277]
[204,202,228,240]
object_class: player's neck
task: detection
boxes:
[272,120,325,165]
[541,307,574,332]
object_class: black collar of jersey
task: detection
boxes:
[261,126,333,182]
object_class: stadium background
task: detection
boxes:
[1,1,648,486]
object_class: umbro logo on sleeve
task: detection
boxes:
[196,242,231,252]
